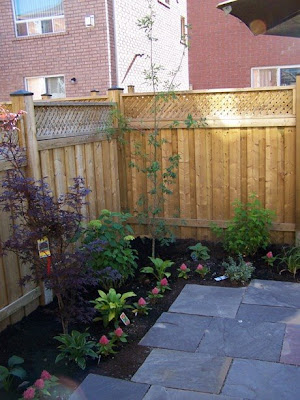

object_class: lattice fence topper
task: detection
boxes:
[34,101,115,140]
[122,88,294,120]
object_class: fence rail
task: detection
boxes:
[0,82,299,332]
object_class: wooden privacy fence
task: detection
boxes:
[121,85,298,245]
[0,80,300,331]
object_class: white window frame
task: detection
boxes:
[25,75,66,99]
[11,0,65,37]
[251,64,300,87]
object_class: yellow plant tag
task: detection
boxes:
[37,237,51,258]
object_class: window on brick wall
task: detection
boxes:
[25,76,66,99]
[12,0,65,37]
[252,65,300,87]
[157,0,170,8]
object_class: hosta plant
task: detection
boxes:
[222,256,255,284]
[141,257,174,281]
[54,330,98,370]
[189,243,210,262]
[91,288,136,327]
[279,247,300,278]
[0,356,26,392]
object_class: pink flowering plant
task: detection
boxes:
[109,327,128,343]
[97,335,116,357]
[157,277,171,293]
[132,297,151,316]
[177,263,190,279]
[262,251,277,268]
[148,287,163,301]
[20,370,58,400]
[195,264,210,278]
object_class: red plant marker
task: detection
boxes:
[47,257,51,275]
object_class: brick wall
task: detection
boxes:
[188,0,300,89]
[0,0,112,100]
[114,0,189,92]
[0,0,189,100]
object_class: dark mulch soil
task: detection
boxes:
[0,238,298,398]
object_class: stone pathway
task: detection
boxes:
[70,280,300,400]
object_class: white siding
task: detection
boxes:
[114,0,189,92]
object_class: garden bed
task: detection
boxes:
[0,238,298,399]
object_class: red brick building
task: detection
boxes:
[187,0,300,89]
[0,1,189,101]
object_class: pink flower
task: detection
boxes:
[114,327,123,337]
[160,278,168,286]
[138,297,146,306]
[197,264,203,270]
[180,263,187,271]
[99,335,109,345]
[34,378,45,389]
[152,287,160,295]
[41,370,51,380]
[23,387,35,400]
[266,251,273,258]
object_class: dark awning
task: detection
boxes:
[217,0,300,38]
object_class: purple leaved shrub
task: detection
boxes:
[0,110,116,333]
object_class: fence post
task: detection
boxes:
[107,87,128,211]
[10,90,52,305]
[296,74,300,246]
[10,90,41,181]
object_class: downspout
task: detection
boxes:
[105,0,112,87]
[112,0,119,86]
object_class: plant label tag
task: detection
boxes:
[214,275,228,281]
[37,237,51,258]
[120,312,130,326]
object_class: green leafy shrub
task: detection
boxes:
[54,330,98,370]
[279,247,300,278]
[0,356,26,392]
[189,243,210,261]
[91,288,136,327]
[212,195,275,256]
[141,257,174,281]
[82,210,137,288]
[222,256,255,284]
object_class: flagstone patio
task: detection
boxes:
[70,280,300,400]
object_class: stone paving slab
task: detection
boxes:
[222,358,300,400]
[169,285,245,318]
[280,324,300,366]
[142,385,243,400]
[243,280,300,308]
[70,374,150,400]
[236,303,300,325]
[139,312,212,352]
[132,348,232,394]
[196,317,286,362]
